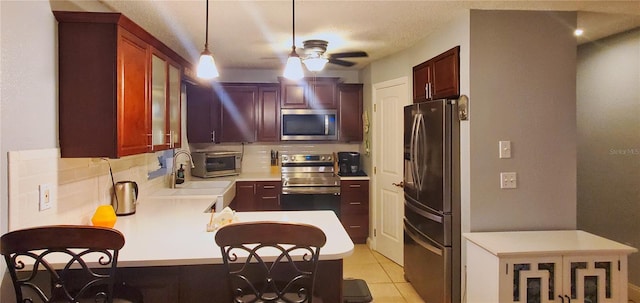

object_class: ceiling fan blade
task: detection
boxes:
[328,58,356,67]
[329,51,368,59]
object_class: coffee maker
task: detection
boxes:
[337,152,361,176]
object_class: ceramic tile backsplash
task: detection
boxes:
[8,148,166,231]
[8,144,362,230]
[190,143,362,173]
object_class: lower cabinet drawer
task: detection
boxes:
[341,214,369,243]
[341,200,369,215]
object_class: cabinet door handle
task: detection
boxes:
[349,202,362,205]
[558,295,564,303]
[211,131,215,142]
[263,185,276,189]
[262,196,278,199]
[166,132,174,148]
[565,295,571,303]
[349,225,361,229]
[147,133,154,151]
[425,83,429,98]
[349,184,361,188]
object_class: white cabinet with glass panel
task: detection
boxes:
[465,231,637,303]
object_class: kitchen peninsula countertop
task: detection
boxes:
[114,197,354,267]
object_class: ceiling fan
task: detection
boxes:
[301,39,368,69]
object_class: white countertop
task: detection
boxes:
[114,197,354,267]
[464,230,637,257]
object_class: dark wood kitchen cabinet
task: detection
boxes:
[117,267,180,303]
[54,11,189,158]
[187,83,280,143]
[186,83,221,143]
[232,181,257,211]
[340,180,369,243]
[338,84,364,142]
[231,181,282,211]
[257,85,280,142]
[413,46,460,102]
[255,181,282,211]
[219,84,258,143]
[279,77,339,109]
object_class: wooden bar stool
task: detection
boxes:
[215,221,327,303]
[0,225,143,303]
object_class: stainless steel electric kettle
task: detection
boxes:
[112,181,138,216]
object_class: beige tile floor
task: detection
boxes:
[343,244,425,303]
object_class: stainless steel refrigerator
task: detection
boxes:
[403,99,460,303]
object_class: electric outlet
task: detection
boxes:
[500,172,517,189]
[39,184,53,211]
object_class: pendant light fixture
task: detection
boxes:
[197,0,219,79]
[283,0,304,80]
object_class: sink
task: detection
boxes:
[148,180,236,212]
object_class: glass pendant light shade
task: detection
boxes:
[197,0,219,79]
[197,48,219,79]
[303,56,328,72]
[284,49,304,80]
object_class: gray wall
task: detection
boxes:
[360,10,578,233]
[468,10,577,231]
[359,10,472,232]
[1,0,59,235]
[577,27,640,285]
[1,2,60,295]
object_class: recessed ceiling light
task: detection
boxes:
[574,28,584,36]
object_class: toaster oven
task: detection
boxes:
[191,151,242,178]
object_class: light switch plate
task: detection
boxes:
[499,141,512,159]
[500,172,517,189]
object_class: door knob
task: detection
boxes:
[392,181,404,188]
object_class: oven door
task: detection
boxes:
[280,192,341,218]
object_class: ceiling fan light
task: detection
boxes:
[197,48,219,79]
[283,51,304,80]
[303,57,328,72]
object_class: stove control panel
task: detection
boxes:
[281,154,334,165]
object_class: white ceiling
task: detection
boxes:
[53,0,640,70]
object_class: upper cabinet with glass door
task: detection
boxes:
[54,11,187,158]
[150,50,182,151]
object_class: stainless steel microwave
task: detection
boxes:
[191,151,241,178]
[281,109,337,141]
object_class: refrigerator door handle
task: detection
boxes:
[410,113,420,190]
[404,219,443,256]
[405,198,443,223]
[415,112,427,190]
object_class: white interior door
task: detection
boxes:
[372,77,409,265]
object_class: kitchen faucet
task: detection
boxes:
[171,150,195,188]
